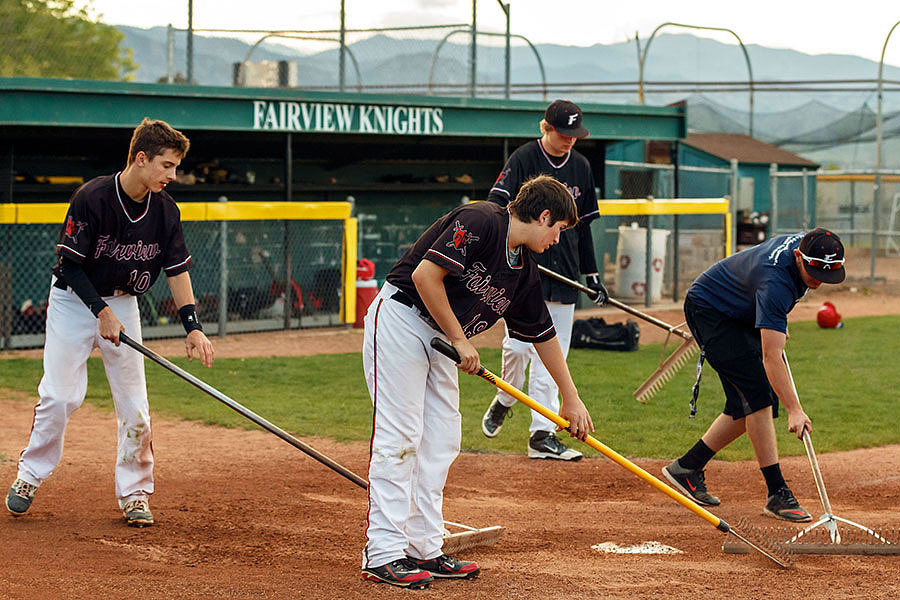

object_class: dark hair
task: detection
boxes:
[127,118,190,166]
[508,174,578,226]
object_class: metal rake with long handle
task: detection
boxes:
[782,351,892,547]
[430,337,793,568]
[536,265,698,403]
[119,332,503,552]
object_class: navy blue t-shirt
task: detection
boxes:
[686,233,809,333]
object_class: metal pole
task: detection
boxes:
[730,158,739,253]
[470,0,477,97]
[802,168,809,228]
[187,0,194,84]
[770,163,778,235]
[874,21,900,286]
[283,133,293,330]
[339,0,346,92]
[639,22,753,135]
[849,180,856,245]
[498,0,510,100]
[218,196,228,338]
[671,141,680,302]
[645,213,653,308]
[166,24,174,83]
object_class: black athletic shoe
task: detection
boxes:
[662,460,721,506]
[408,554,480,579]
[362,558,434,589]
[482,398,511,438]
[528,431,583,461]
[764,486,812,522]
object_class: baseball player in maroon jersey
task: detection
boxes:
[360,175,595,589]
[5,118,215,527]
[481,99,608,461]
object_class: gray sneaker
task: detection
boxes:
[482,398,511,438]
[6,479,38,516]
[528,431,583,461]
[123,499,154,528]
[662,460,721,506]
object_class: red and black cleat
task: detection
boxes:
[362,558,434,589]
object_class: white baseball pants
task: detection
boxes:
[361,282,461,569]
[17,282,153,507]
[493,301,575,433]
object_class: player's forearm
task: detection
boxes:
[166,271,196,309]
[760,328,802,414]
[533,337,578,398]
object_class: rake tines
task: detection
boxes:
[633,337,699,403]
[724,523,900,556]
[723,518,795,567]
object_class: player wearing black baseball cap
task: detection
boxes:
[481,100,604,462]
[797,227,845,284]
[662,227,845,524]
[543,99,590,138]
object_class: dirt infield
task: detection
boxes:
[2,395,900,600]
[3,253,900,599]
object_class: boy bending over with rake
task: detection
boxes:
[663,228,845,522]
[360,175,593,589]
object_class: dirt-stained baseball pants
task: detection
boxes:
[16,282,153,508]
[361,282,461,569]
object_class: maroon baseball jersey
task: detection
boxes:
[53,173,192,296]
[387,202,555,343]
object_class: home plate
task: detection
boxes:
[592,541,683,555]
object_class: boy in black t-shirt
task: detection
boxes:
[6,119,214,528]
[360,175,594,589]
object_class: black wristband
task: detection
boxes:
[178,303,203,333]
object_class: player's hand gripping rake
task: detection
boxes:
[430,337,792,568]
[536,265,697,403]
[119,332,502,553]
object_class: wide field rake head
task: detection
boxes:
[633,332,698,404]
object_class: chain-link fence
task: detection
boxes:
[770,167,816,233]
[1,210,350,350]
[814,171,900,285]
[594,160,733,305]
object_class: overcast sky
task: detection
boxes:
[77,0,900,67]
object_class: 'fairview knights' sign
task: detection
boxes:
[252,100,444,135]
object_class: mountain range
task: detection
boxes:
[117,26,900,168]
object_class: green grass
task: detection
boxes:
[1,315,898,461]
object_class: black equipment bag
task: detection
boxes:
[570,317,640,352]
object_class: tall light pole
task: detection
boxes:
[470,0,477,97]
[638,22,754,137]
[874,20,900,285]
[496,0,510,100]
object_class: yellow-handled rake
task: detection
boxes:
[430,337,791,568]
[536,265,698,403]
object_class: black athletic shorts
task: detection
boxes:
[683,294,779,420]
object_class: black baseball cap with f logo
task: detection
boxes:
[544,99,590,138]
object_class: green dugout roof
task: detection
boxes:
[0,77,685,141]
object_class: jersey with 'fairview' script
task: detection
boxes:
[387,202,554,343]
[53,173,192,296]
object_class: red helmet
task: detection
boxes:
[356,258,376,281]
[816,301,842,329]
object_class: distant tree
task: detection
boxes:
[0,0,137,80]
